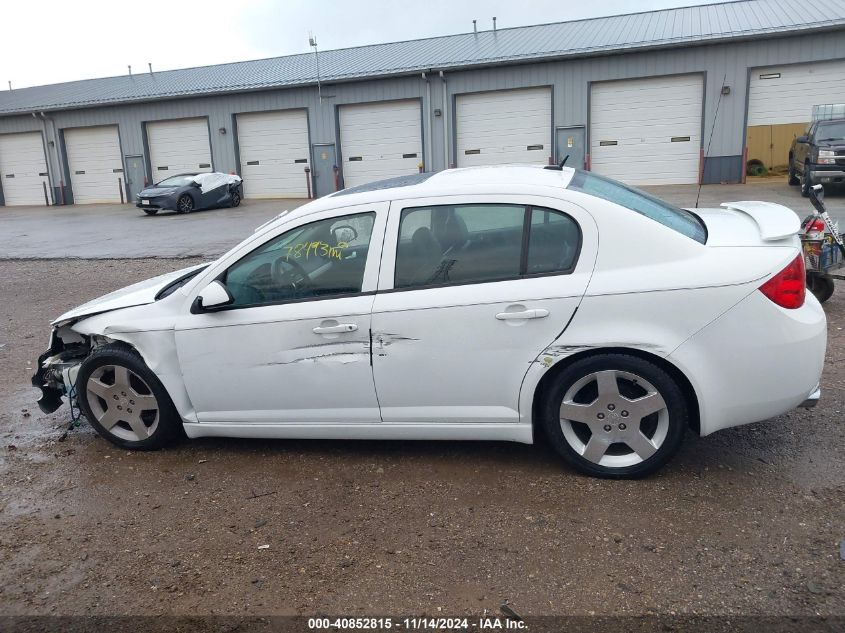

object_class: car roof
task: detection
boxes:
[275,165,577,226]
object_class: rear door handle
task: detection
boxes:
[313,323,358,334]
[495,308,549,320]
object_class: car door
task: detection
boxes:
[796,123,816,171]
[371,194,597,424]
[174,202,387,425]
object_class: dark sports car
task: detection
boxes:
[136,172,243,215]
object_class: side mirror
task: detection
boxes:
[191,280,233,313]
[796,135,809,144]
[192,181,202,188]
[809,184,825,213]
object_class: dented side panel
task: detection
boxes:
[173,298,380,424]
[517,281,766,432]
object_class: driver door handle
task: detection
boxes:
[495,308,549,320]
[313,323,358,334]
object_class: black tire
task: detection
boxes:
[143,208,158,216]
[176,194,194,213]
[808,274,835,303]
[75,344,184,450]
[540,354,688,479]
[801,165,812,197]
[231,191,241,208]
[788,158,800,186]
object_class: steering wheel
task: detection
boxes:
[271,256,311,291]
[331,224,358,245]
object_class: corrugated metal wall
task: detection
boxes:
[1,29,844,203]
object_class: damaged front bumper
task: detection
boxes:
[31,329,86,414]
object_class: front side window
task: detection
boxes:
[394,204,580,289]
[567,170,707,244]
[156,174,197,187]
[224,212,375,307]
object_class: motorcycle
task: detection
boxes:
[801,184,845,303]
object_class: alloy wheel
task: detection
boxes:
[85,364,160,442]
[178,195,194,213]
[559,369,669,468]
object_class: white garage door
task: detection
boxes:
[236,110,310,198]
[590,75,703,185]
[339,100,422,188]
[456,87,551,167]
[748,60,845,125]
[0,132,49,206]
[147,118,212,184]
[64,126,124,204]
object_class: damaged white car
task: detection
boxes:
[33,165,826,478]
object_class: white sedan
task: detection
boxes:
[32,166,826,478]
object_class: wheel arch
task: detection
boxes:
[530,346,701,440]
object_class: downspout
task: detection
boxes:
[33,112,55,204]
[421,72,432,172]
[440,71,450,169]
[39,112,66,205]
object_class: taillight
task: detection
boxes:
[759,254,805,309]
[808,218,826,233]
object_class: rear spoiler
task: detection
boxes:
[718,201,800,241]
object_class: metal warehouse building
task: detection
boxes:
[0,0,844,207]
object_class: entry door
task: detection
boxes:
[174,203,388,425]
[556,126,585,169]
[124,156,146,201]
[313,143,337,197]
[371,195,596,424]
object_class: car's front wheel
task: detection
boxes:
[76,344,184,450]
[801,165,813,197]
[541,354,688,478]
[231,191,241,207]
[176,194,194,213]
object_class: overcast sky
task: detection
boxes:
[2,0,721,89]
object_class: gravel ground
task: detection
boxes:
[0,259,842,618]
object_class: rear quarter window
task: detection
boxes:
[567,170,707,244]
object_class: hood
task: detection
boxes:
[689,201,801,247]
[53,263,208,326]
[139,186,179,196]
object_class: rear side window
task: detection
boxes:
[394,204,580,289]
[567,170,706,243]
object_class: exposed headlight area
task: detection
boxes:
[31,326,92,413]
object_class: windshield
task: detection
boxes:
[567,170,707,244]
[816,121,845,142]
[155,174,197,187]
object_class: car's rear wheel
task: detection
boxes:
[788,158,800,186]
[176,194,194,213]
[143,208,158,216]
[541,354,688,478]
[808,273,835,303]
[231,191,241,207]
[76,344,184,450]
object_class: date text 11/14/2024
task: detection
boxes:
[307,617,526,630]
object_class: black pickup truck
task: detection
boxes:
[789,118,845,196]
